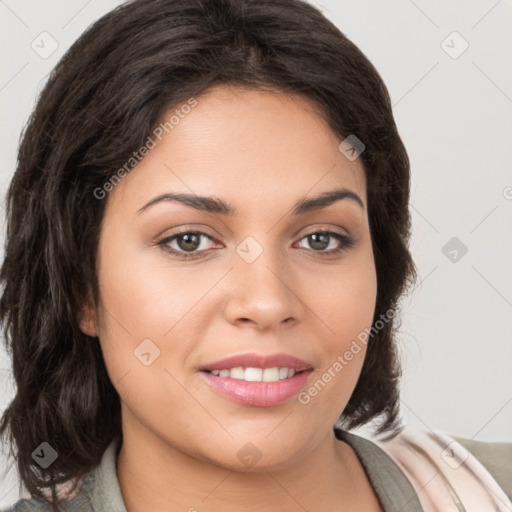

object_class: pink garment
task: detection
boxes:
[358,426,512,511]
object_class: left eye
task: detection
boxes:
[295,231,353,253]
[157,229,353,258]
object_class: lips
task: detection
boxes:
[199,353,314,372]
[198,352,314,407]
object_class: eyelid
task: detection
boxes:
[294,223,351,239]
[168,225,218,238]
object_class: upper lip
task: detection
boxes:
[199,353,314,372]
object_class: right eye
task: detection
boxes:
[157,229,221,259]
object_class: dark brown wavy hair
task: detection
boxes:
[0,0,417,509]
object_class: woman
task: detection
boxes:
[0,0,510,511]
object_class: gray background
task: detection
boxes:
[1,0,511,506]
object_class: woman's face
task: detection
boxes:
[82,85,377,470]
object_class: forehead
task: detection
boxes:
[107,84,367,216]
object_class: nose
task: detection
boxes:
[222,239,304,331]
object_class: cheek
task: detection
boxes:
[94,239,205,443]
[302,248,377,408]
[309,244,377,351]
[94,227,219,406]
[95,224,202,341]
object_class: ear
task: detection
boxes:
[78,291,99,337]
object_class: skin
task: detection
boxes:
[80,84,382,511]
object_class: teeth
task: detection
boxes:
[210,367,300,382]
[230,367,245,379]
[262,368,279,382]
[245,367,263,381]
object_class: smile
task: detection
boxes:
[209,366,298,382]
[199,368,314,407]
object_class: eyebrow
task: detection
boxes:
[136,186,364,216]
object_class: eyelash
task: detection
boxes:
[156,228,355,260]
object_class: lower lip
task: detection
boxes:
[199,370,313,407]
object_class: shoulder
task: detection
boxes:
[0,460,94,512]
[0,437,123,512]
[451,434,512,502]
[1,485,94,512]
[0,497,51,511]
[337,428,424,511]
[0,491,93,512]
[357,425,512,510]
[0,473,93,512]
